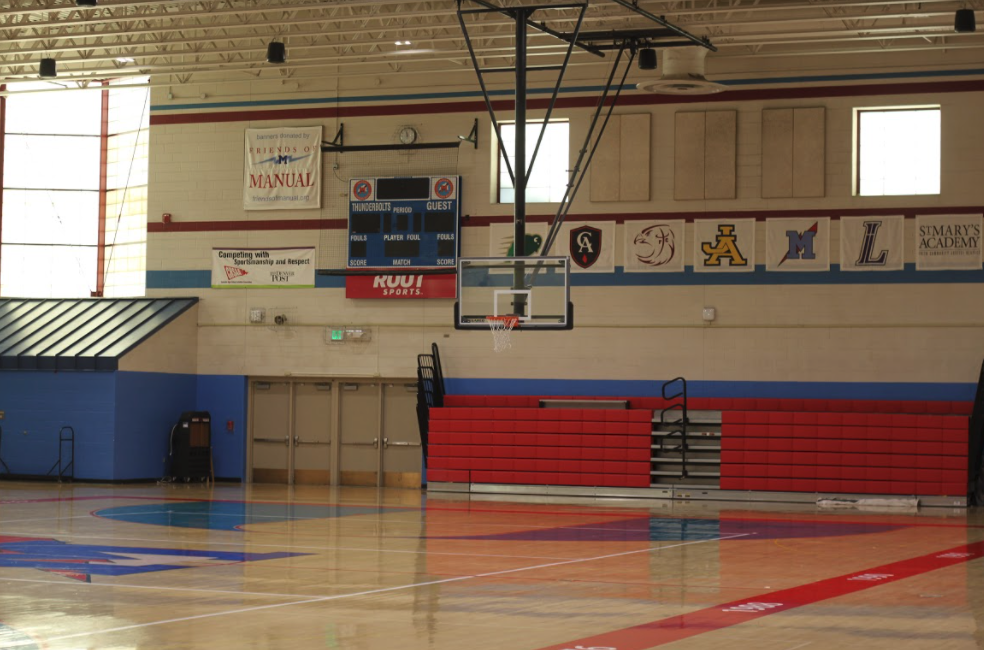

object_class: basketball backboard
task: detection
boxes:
[454,256,573,330]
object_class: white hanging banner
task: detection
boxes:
[212,247,315,288]
[765,218,830,272]
[693,219,756,272]
[560,221,615,273]
[624,220,685,272]
[916,214,983,270]
[840,215,904,271]
[244,126,322,210]
[488,222,550,258]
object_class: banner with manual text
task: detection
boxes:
[212,248,315,288]
[244,126,322,210]
[693,219,756,272]
[624,220,685,272]
[916,214,983,270]
[345,274,456,299]
[840,215,904,271]
[765,218,830,271]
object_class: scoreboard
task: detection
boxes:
[347,176,460,270]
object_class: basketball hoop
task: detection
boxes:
[486,315,520,353]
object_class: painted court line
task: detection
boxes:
[534,540,984,650]
[0,576,320,600]
[32,535,744,645]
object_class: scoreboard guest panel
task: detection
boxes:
[348,176,460,270]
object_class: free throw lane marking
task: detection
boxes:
[535,540,984,650]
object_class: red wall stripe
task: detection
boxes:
[149,78,984,127]
[147,207,984,234]
[535,539,984,650]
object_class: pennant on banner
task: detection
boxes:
[694,219,756,272]
[560,222,615,273]
[766,218,830,271]
[488,223,550,258]
[244,126,323,211]
[624,221,685,272]
[840,215,904,271]
[916,214,983,271]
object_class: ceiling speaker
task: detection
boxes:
[955,8,976,33]
[638,48,657,71]
[39,58,57,78]
[267,42,287,64]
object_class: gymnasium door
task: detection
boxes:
[336,381,423,487]
[250,380,333,484]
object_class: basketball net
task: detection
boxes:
[486,315,519,353]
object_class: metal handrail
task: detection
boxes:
[660,378,689,479]
[46,426,75,482]
[0,425,10,475]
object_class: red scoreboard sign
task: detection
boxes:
[345,274,456,299]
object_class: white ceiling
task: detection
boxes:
[0,0,981,91]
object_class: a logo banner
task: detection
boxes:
[694,219,756,272]
[211,248,315,288]
[346,274,456,299]
[840,215,903,271]
[244,126,322,210]
[766,218,830,271]
[561,221,615,272]
[624,221,685,272]
[916,214,983,270]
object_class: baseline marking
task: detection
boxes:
[534,540,984,650]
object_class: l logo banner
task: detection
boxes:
[840,215,904,271]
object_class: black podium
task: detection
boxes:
[171,411,212,482]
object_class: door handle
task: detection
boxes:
[343,438,378,448]
[255,436,289,447]
[384,439,421,448]
[295,439,331,446]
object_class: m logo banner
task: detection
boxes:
[766,218,830,271]
[212,248,315,288]
[244,126,322,210]
[840,215,903,271]
[694,219,755,272]
[560,222,615,272]
[625,221,685,272]
[916,214,983,270]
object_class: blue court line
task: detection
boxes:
[147,264,984,290]
[150,68,984,112]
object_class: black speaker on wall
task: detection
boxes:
[267,41,287,64]
[955,8,976,32]
[638,48,657,71]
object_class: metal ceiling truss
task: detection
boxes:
[0,0,981,89]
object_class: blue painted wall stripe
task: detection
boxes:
[147,264,984,290]
[445,378,977,402]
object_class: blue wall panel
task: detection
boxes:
[0,371,116,480]
[115,371,197,481]
[196,375,247,480]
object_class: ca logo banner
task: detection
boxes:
[694,219,756,273]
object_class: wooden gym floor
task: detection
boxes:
[0,482,982,649]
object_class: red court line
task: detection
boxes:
[535,540,984,650]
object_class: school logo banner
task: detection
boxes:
[625,221,685,272]
[488,222,549,258]
[840,215,903,271]
[694,219,756,272]
[560,221,615,272]
[212,247,315,288]
[244,126,322,210]
[766,218,830,272]
[916,214,983,270]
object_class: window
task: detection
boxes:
[856,107,940,196]
[0,78,149,298]
[498,120,569,203]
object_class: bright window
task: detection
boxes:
[857,107,940,196]
[498,121,569,203]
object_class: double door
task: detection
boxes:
[249,378,421,487]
